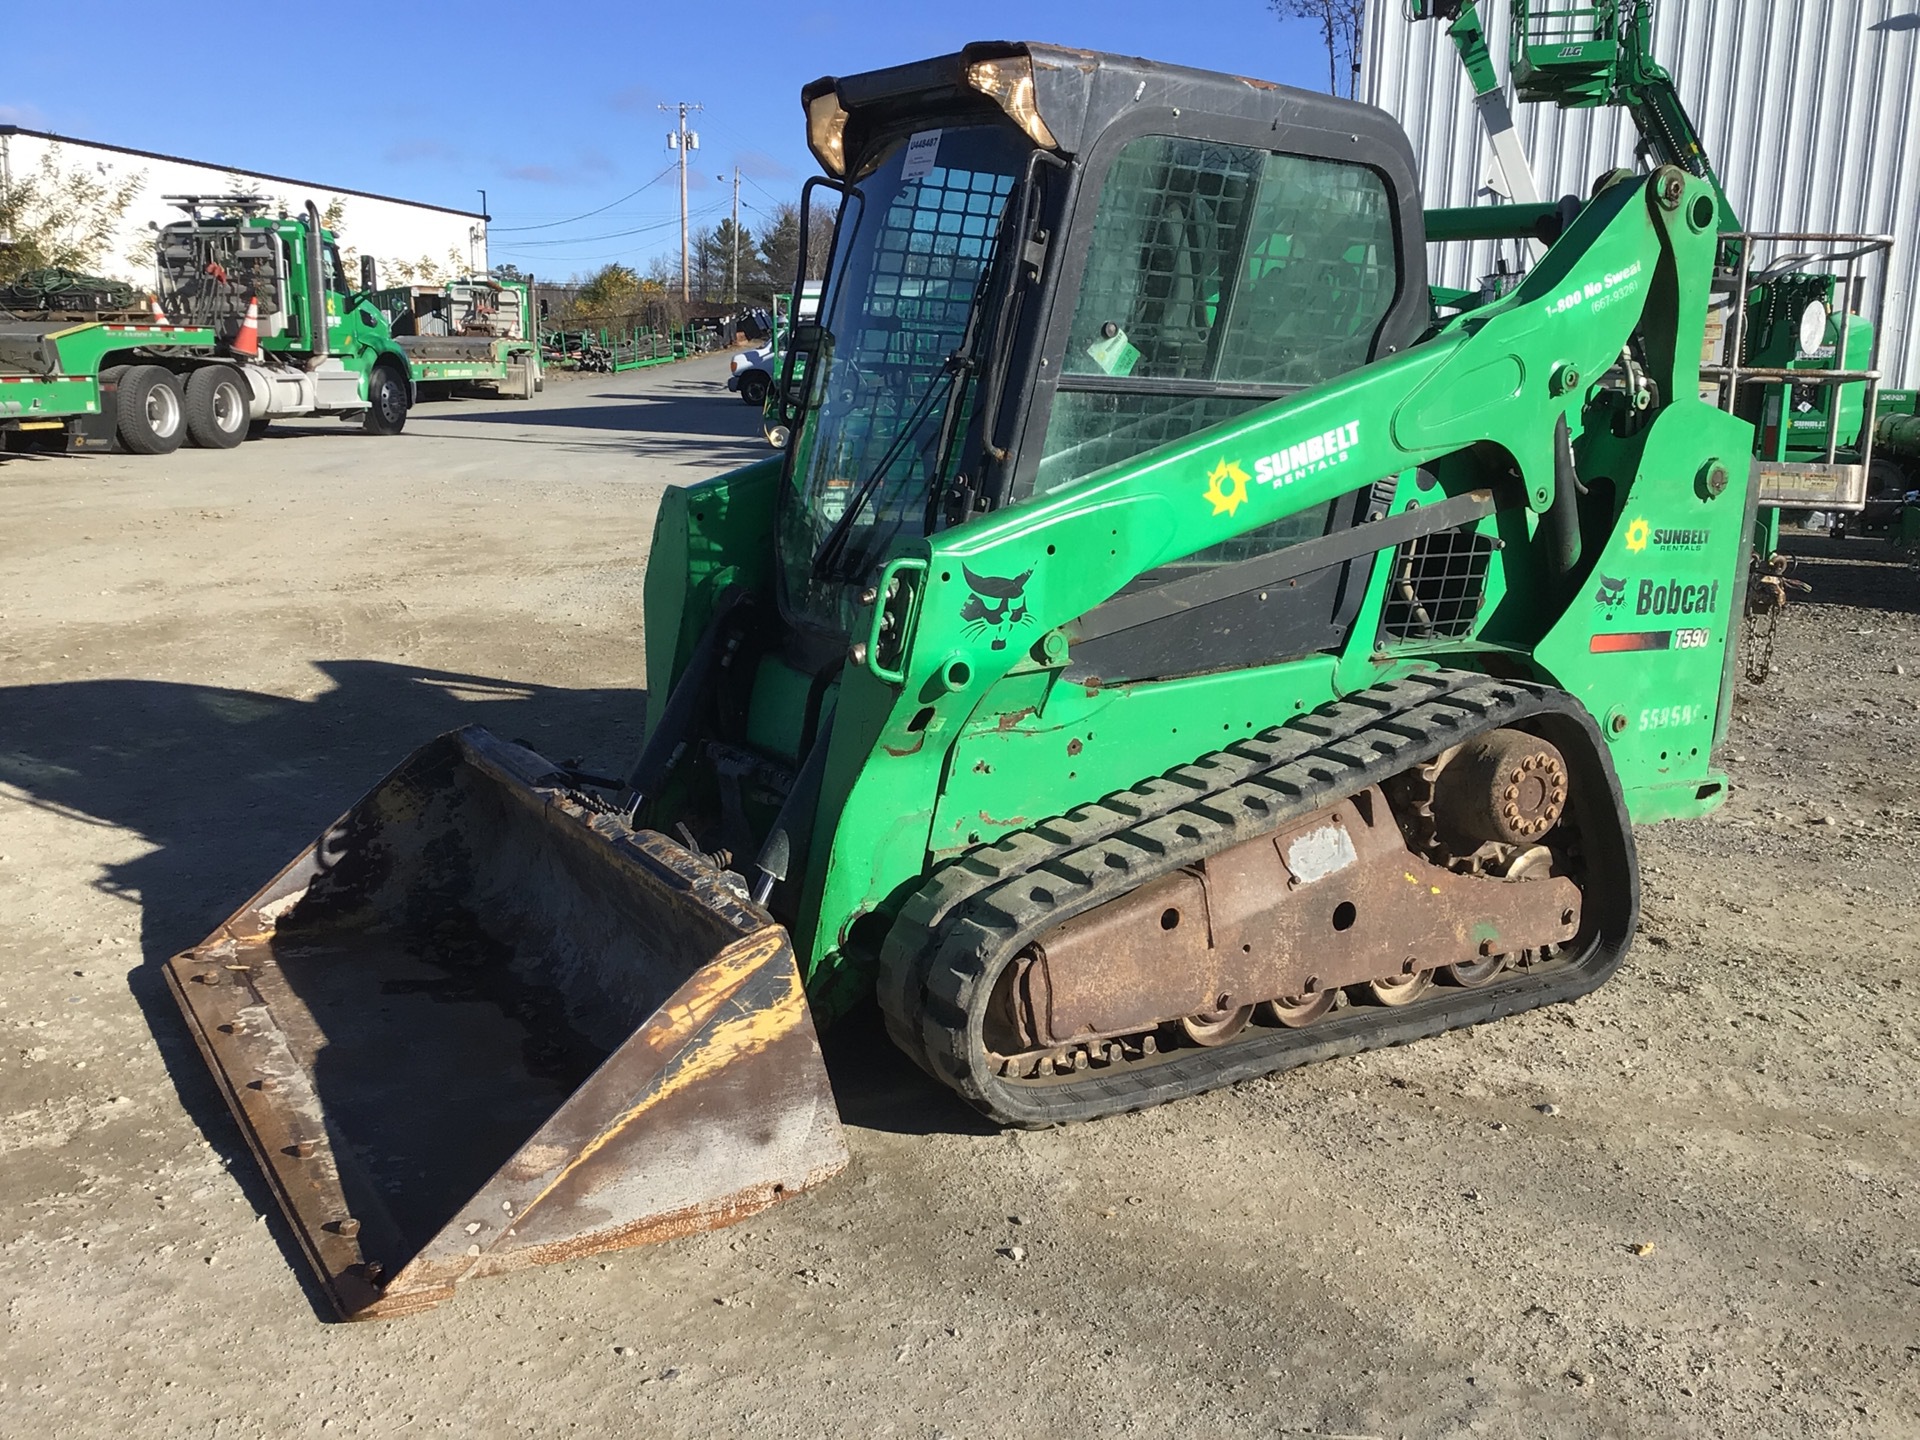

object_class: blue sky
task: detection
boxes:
[13,2,1337,280]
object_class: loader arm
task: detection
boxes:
[795,166,1750,1010]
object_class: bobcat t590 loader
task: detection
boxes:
[168,42,1754,1319]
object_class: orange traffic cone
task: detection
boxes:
[148,293,169,325]
[232,296,260,358]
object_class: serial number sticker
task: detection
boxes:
[1637,704,1702,732]
[1285,823,1357,885]
[1674,628,1711,649]
[901,129,943,181]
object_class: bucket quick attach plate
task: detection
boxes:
[165,727,848,1321]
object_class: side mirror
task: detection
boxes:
[360,255,379,293]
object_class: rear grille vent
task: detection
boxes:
[1381,527,1493,640]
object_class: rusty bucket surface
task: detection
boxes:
[164,727,848,1321]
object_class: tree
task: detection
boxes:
[757,203,802,296]
[1270,0,1365,99]
[804,207,837,282]
[694,218,757,303]
[574,262,641,321]
[642,255,678,293]
[0,145,146,284]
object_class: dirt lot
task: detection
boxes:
[2,358,1916,1439]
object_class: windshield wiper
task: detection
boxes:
[809,352,962,583]
[809,215,1012,585]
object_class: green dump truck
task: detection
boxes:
[370,275,542,401]
[0,195,415,455]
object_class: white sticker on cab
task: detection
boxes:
[901,130,942,181]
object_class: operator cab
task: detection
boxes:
[777,42,1429,679]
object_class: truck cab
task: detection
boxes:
[155,194,414,426]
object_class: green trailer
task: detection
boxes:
[0,194,415,456]
[0,318,220,453]
[370,275,542,401]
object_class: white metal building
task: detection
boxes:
[0,127,487,290]
[1361,0,1920,384]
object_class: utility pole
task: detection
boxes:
[729,166,740,305]
[660,101,702,302]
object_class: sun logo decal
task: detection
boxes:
[1204,458,1250,517]
[1624,517,1650,553]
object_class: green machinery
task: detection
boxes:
[541,321,692,372]
[730,284,825,408]
[370,274,543,400]
[0,195,415,453]
[1415,0,1894,536]
[170,42,1757,1319]
[1870,390,1920,536]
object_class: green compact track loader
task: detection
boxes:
[169,42,1755,1319]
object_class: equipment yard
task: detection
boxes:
[2,357,1916,1439]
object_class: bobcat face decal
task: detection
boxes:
[1593,573,1627,619]
[960,564,1035,651]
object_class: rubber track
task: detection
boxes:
[876,668,1640,1128]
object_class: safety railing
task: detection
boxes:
[1703,230,1894,503]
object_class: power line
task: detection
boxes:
[491,212,690,249]
[739,170,789,209]
[490,201,728,263]
[488,164,677,232]
[684,111,804,210]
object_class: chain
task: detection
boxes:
[1743,604,1782,684]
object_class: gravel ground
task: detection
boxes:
[1,363,1915,1438]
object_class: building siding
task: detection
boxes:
[0,128,488,291]
[1361,0,1920,384]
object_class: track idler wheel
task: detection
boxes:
[1261,991,1335,1028]
[1440,956,1507,988]
[1369,969,1434,1006]
[1181,1004,1254,1046]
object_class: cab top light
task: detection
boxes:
[807,91,850,177]
[966,56,1059,150]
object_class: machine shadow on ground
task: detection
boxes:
[442,394,764,439]
[0,661,977,1315]
[1781,533,1920,613]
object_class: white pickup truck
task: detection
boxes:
[725,283,819,408]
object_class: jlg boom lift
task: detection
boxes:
[1415,0,1897,547]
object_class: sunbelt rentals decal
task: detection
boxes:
[1205,419,1361,518]
[1624,515,1711,553]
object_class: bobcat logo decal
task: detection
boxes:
[960,564,1035,651]
[1593,573,1627,619]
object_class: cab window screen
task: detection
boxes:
[1037,136,1397,512]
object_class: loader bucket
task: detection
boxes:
[164,727,848,1321]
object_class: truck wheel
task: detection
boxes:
[363,365,409,436]
[115,365,186,455]
[184,366,249,449]
[738,370,770,407]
